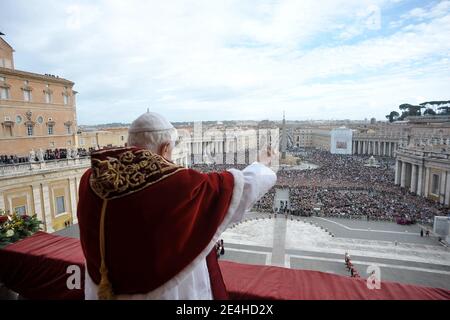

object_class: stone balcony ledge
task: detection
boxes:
[0,157,91,177]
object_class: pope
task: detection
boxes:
[77,111,277,300]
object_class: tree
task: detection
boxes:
[420,100,450,116]
[399,103,423,116]
[385,111,399,122]
[423,108,436,115]
[419,100,450,106]
[438,106,450,115]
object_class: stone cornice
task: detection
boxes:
[0,67,74,86]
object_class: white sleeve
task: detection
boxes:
[226,162,277,226]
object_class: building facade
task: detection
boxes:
[394,116,450,207]
[0,158,89,232]
[0,36,77,156]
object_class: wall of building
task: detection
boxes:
[0,68,77,156]
[0,159,89,232]
[395,148,450,207]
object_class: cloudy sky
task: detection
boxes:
[1,0,450,124]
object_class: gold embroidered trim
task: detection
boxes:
[89,149,185,200]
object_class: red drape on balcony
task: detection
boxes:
[1,232,449,300]
[219,260,450,300]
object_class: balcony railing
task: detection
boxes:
[396,147,450,160]
[0,157,91,177]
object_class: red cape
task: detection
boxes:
[77,147,234,296]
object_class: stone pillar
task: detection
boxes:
[424,167,431,197]
[440,171,447,204]
[358,141,362,154]
[395,160,401,185]
[41,183,54,233]
[417,165,424,196]
[445,171,450,206]
[411,164,417,194]
[352,141,356,154]
[363,141,366,155]
[69,177,78,224]
[378,141,382,156]
[400,161,406,188]
[31,184,44,223]
[0,191,5,213]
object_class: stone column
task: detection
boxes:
[417,165,424,196]
[31,184,44,223]
[378,141,382,156]
[424,167,431,197]
[445,171,450,206]
[363,141,366,155]
[358,141,362,154]
[0,191,5,213]
[41,183,54,233]
[411,164,417,194]
[440,171,447,204]
[69,177,78,224]
[400,161,407,188]
[395,160,401,185]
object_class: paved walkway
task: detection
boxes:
[270,216,287,266]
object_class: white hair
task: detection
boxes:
[127,128,178,153]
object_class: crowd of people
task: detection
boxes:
[0,154,29,164]
[0,148,92,165]
[192,149,448,225]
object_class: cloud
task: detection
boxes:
[0,0,449,124]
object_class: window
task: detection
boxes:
[48,125,54,135]
[16,115,22,124]
[27,124,33,136]
[67,140,72,146]
[37,116,44,124]
[63,94,69,105]
[14,205,27,216]
[0,76,5,81]
[121,136,124,141]
[431,174,440,195]
[56,196,66,214]
[0,87,9,99]
[45,92,52,103]
[23,90,32,102]
[65,125,71,134]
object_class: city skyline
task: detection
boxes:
[1,0,450,124]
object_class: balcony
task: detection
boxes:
[0,157,90,177]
